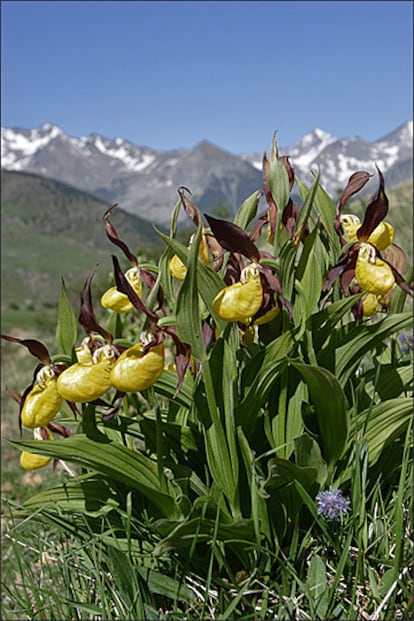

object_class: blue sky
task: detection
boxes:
[1,1,412,153]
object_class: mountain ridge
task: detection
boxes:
[2,120,412,223]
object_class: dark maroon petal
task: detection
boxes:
[162,325,192,392]
[47,421,72,437]
[262,154,278,211]
[205,234,225,271]
[261,268,283,295]
[112,256,159,323]
[340,254,359,294]
[205,214,260,262]
[1,334,51,364]
[178,187,201,227]
[351,296,364,321]
[142,329,165,355]
[381,243,408,275]
[79,267,113,343]
[103,204,138,265]
[202,320,215,349]
[282,199,299,235]
[357,167,388,241]
[379,254,414,297]
[336,171,372,217]
[321,248,357,297]
[101,394,126,421]
[249,214,268,243]
[267,205,278,243]
[140,268,165,312]
[280,156,295,190]
[273,294,293,320]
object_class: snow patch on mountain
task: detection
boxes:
[1,121,412,222]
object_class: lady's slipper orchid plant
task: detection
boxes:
[322,167,413,318]
[0,335,65,432]
[205,213,292,333]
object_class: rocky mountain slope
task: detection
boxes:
[2,121,412,223]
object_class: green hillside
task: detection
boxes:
[1,171,412,335]
[1,171,166,332]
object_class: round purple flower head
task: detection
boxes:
[316,486,351,520]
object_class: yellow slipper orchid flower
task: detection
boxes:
[21,366,62,429]
[212,263,263,324]
[355,243,395,296]
[57,342,116,402]
[101,266,142,313]
[110,342,165,393]
[169,234,210,281]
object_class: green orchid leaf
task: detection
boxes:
[56,277,77,356]
[291,362,348,466]
[11,435,181,518]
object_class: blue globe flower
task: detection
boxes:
[316,487,351,520]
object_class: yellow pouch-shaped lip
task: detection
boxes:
[355,243,395,295]
[253,294,280,325]
[56,344,115,403]
[169,235,210,280]
[212,263,263,324]
[341,215,394,251]
[20,428,54,470]
[110,343,165,393]
[367,221,394,251]
[101,267,142,313]
[21,367,62,428]
[362,293,383,317]
[20,451,52,470]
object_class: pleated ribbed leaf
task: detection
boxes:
[11,435,181,518]
[291,362,348,465]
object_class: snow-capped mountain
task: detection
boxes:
[1,121,412,223]
[242,121,413,196]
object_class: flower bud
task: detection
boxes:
[169,254,187,281]
[57,342,116,402]
[110,342,165,393]
[355,243,395,296]
[101,267,142,313]
[212,263,263,324]
[21,366,62,428]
